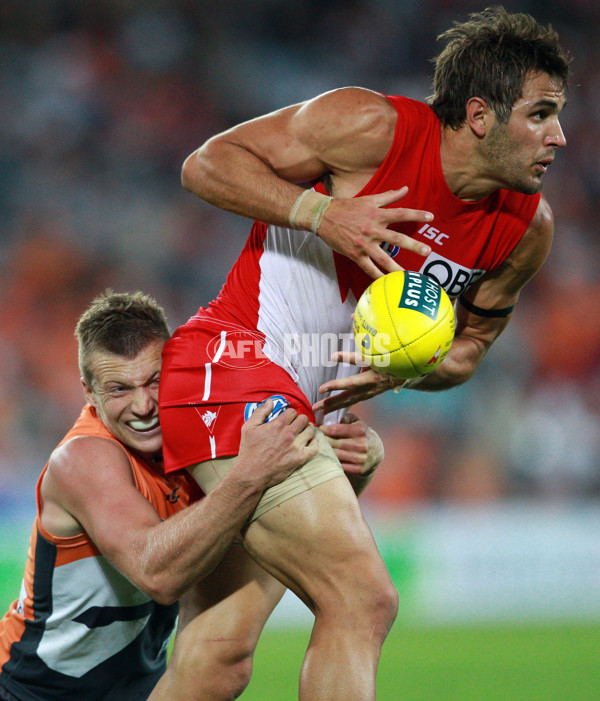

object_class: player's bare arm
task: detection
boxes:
[416,196,553,390]
[181,87,433,278]
[40,402,316,605]
[313,197,553,413]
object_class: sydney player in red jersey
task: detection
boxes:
[153,8,571,701]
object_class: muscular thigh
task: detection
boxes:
[187,430,388,612]
[243,474,390,610]
[189,429,344,522]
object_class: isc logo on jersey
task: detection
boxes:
[380,224,449,259]
[244,395,290,423]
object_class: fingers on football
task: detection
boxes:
[328,350,369,367]
[366,246,403,275]
[355,254,387,279]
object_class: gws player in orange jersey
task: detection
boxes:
[0,290,319,701]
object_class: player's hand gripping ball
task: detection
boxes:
[353,270,455,379]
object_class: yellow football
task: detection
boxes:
[353,270,455,379]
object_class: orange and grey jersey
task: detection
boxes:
[0,405,200,701]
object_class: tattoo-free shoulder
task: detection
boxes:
[48,434,133,483]
[300,87,397,172]
[506,195,554,277]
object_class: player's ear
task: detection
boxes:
[465,96,492,138]
[81,377,97,408]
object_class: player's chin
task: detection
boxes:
[124,426,162,454]
[515,177,544,195]
[133,437,163,461]
[527,169,547,192]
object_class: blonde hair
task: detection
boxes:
[75,289,170,386]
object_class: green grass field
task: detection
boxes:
[3,519,600,700]
[243,623,600,700]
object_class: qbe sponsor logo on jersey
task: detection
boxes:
[420,253,486,299]
[244,395,290,423]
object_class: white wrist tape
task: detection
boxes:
[289,189,333,234]
[395,375,425,392]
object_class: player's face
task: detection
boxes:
[83,339,164,461]
[483,71,567,194]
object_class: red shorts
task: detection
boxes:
[159,316,314,474]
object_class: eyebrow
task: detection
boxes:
[531,98,567,112]
[103,380,131,389]
[104,373,160,389]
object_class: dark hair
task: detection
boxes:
[75,289,170,386]
[428,6,572,129]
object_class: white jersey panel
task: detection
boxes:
[255,225,360,421]
[36,555,153,677]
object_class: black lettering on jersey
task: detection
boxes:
[165,487,180,504]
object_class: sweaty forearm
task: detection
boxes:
[181,139,304,227]
[136,464,263,605]
[407,334,487,391]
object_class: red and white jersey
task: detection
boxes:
[197,222,361,417]
[160,95,540,432]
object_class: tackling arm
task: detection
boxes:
[40,402,316,605]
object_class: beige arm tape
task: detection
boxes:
[393,375,425,393]
[289,189,333,234]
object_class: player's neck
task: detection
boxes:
[440,125,499,202]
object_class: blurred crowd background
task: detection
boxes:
[1,0,599,511]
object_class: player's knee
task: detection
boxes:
[336,569,399,641]
[174,658,253,701]
[165,640,254,701]
[214,655,254,700]
[217,638,256,697]
[353,572,398,640]
[374,576,400,638]
[208,644,254,699]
